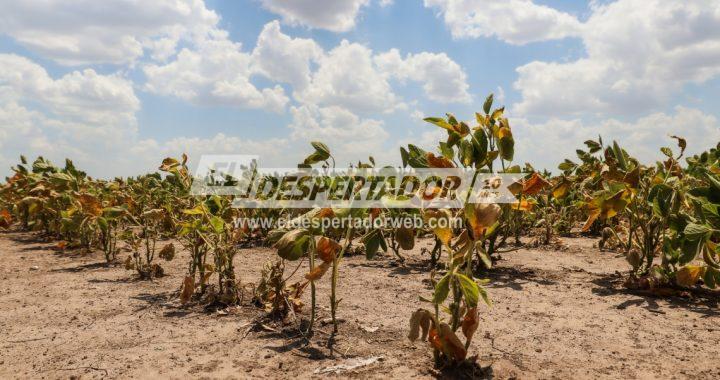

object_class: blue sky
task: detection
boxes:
[0,0,718,177]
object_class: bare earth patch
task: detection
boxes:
[0,230,718,379]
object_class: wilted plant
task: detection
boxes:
[409,204,494,367]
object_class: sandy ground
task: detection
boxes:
[1,229,719,379]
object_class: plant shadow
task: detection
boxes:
[51,261,114,273]
[433,358,494,380]
[591,273,720,317]
[484,267,558,291]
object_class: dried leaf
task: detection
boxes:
[433,323,467,361]
[676,265,704,287]
[426,152,455,168]
[395,226,415,250]
[461,307,479,344]
[408,309,433,342]
[305,261,331,281]
[522,172,550,196]
[78,194,102,216]
[158,243,175,261]
[465,203,501,238]
[0,209,12,229]
[316,236,340,263]
[180,276,195,304]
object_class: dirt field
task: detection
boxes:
[1,230,719,379]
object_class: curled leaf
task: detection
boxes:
[461,307,479,345]
[180,275,195,304]
[426,153,455,168]
[408,309,433,342]
[275,229,311,261]
[432,323,467,361]
[316,236,341,263]
[305,261,331,281]
[522,172,550,196]
[395,226,415,250]
[158,243,175,261]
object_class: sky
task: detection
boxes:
[0,0,719,178]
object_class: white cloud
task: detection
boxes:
[513,0,720,118]
[424,0,582,44]
[131,134,291,169]
[144,37,289,113]
[375,49,471,103]
[0,0,219,65]
[259,0,370,32]
[513,106,720,170]
[289,105,388,159]
[0,54,142,176]
[0,54,138,130]
[251,20,323,89]
[296,40,402,113]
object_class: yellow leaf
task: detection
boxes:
[676,265,704,287]
[424,209,453,246]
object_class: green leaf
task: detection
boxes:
[311,141,331,157]
[362,229,385,259]
[439,142,455,160]
[660,147,673,158]
[684,223,712,241]
[432,273,451,305]
[424,117,454,132]
[498,135,514,161]
[455,273,480,308]
[475,242,492,269]
[209,216,224,233]
[612,141,628,171]
[97,216,108,232]
[483,94,493,114]
[183,205,205,215]
[472,130,488,165]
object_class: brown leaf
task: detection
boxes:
[522,172,551,196]
[305,261,331,281]
[395,226,415,250]
[434,323,467,361]
[0,209,12,229]
[78,194,102,216]
[408,309,433,342]
[461,307,479,344]
[318,208,335,219]
[180,276,195,304]
[158,243,175,261]
[426,153,455,168]
[316,236,340,263]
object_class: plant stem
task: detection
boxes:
[331,227,353,334]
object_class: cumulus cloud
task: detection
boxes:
[296,41,402,113]
[424,0,582,44]
[259,0,370,32]
[513,0,720,118]
[513,106,720,170]
[143,37,289,113]
[251,20,323,89]
[0,54,142,176]
[375,49,472,103]
[0,0,219,65]
[289,105,389,162]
